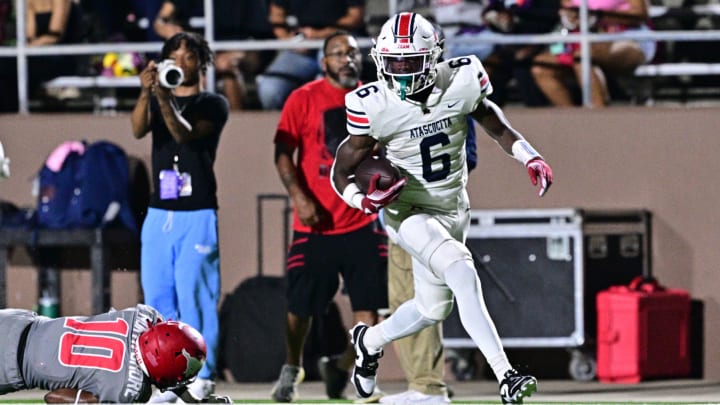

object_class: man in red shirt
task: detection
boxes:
[271,31,387,403]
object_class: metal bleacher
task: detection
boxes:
[628,2,720,104]
[2,0,720,111]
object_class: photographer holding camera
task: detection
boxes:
[130,31,229,403]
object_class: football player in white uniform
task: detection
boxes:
[331,12,553,405]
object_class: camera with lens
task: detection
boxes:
[157,59,184,88]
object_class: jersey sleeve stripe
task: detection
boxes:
[346,109,369,124]
[348,121,370,130]
[480,75,491,93]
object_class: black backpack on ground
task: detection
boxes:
[218,194,347,382]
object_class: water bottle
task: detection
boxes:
[38,290,59,318]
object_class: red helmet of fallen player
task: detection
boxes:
[135,320,207,390]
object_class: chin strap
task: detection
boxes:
[397,76,411,100]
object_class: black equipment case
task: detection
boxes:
[442,208,651,380]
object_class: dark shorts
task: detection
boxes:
[286,221,388,317]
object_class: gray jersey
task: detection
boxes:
[22,304,162,402]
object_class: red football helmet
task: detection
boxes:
[134,320,207,390]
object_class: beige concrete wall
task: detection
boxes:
[0,107,718,379]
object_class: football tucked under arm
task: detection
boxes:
[353,155,402,194]
[44,388,99,404]
[333,134,407,214]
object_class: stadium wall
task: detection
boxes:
[0,108,718,379]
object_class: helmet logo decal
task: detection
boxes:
[181,348,203,379]
[393,13,416,44]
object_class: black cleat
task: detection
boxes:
[350,323,383,399]
[499,369,537,404]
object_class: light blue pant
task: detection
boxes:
[140,208,220,380]
[255,50,322,110]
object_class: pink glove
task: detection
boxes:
[526,158,553,197]
[360,174,407,214]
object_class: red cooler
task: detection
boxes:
[596,277,690,383]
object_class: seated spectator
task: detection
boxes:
[0,0,12,44]
[26,0,84,99]
[214,0,276,110]
[255,0,366,110]
[0,0,16,111]
[152,0,203,39]
[27,0,83,46]
[431,0,496,62]
[78,0,135,42]
[429,0,559,106]
[479,0,560,106]
[531,0,656,107]
[129,0,165,42]
[153,0,202,39]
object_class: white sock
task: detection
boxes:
[363,299,436,353]
[488,352,512,383]
[443,259,511,382]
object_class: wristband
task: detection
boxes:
[511,140,542,165]
[342,183,364,209]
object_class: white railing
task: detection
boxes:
[2,0,720,112]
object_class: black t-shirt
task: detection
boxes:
[272,0,366,35]
[167,0,204,26]
[148,92,229,210]
[214,0,274,40]
[34,2,84,43]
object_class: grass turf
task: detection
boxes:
[0,401,715,404]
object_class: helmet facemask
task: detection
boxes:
[371,49,441,100]
[371,13,442,100]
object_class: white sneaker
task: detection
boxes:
[379,389,450,404]
[148,389,180,403]
[187,378,216,400]
[354,386,386,404]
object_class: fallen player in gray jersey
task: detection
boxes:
[0,304,231,403]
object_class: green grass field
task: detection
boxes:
[0,398,709,405]
[1,379,716,404]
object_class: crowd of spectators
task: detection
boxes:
[0,0,718,112]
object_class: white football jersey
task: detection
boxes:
[346,55,492,212]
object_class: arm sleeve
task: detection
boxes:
[208,95,230,128]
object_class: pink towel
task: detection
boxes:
[46,141,85,172]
